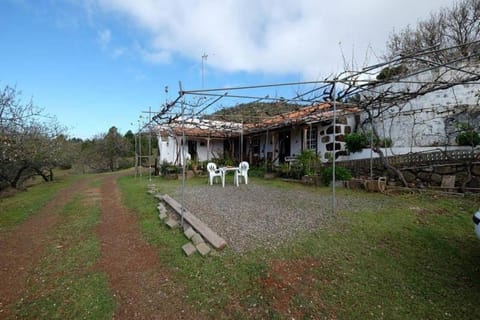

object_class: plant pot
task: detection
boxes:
[264,172,276,179]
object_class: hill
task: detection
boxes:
[204,102,303,123]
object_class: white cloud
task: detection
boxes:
[92,0,455,79]
[97,28,111,49]
[133,42,171,64]
[112,47,127,58]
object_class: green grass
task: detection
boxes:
[119,175,480,319]
[0,174,82,230]
[14,190,115,319]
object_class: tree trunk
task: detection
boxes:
[461,163,472,193]
[11,165,29,189]
[368,109,409,187]
[33,167,51,182]
[373,146,409,187]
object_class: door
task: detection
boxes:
[278,131,291,163]
[188,140,197,161]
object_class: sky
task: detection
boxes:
[0,0,455,139]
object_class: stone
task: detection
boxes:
[191,233,205,245]
[431,173,443,184]
[472,164,480,176]
[441,175,456,189]
[184,227,196,240]
[435,165,456,175]
[159,212,168,220]
[402,170,416,183]
[417,172,431,181]
[166,219,178,228]
[157,204,166,214]
[182,242,197,256]
[154,194,164,200]
[196,242,211,256]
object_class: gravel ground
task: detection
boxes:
[169,182,363,252]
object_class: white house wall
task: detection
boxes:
[158,136,189,165]
[363,66,480,148]
[158,136,225,165]
[196,140,224,162]
[158,136,176,164]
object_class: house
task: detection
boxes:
[157,118,242,165]
[157,103,360,166]
[156,65,479,167]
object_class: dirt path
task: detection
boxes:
[1,173,202,319]
[0,177,90,316]
[96,174,200,319]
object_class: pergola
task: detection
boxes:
[137,40,480,219]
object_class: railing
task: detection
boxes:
[337,149,480,170]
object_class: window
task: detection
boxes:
[307,127,317,150]
[251,137,260,154]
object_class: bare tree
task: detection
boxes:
[0,85,67,190]
[385,0,480,62]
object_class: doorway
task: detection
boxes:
[278,131,291,163]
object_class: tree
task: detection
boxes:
[124,130,135,156]
[101,126,130,171]
[80,127,131,172]
[385,0,480,62]
[0,85,67,190]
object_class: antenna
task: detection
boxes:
[202,53,208,88]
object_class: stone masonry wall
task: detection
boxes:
[337,150,480,191]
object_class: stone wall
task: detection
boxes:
[397,163,480,190]
[337,150,480,191]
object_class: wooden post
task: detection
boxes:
[272,134,276,165]
[207,136,210,161]
[303,127,308,151]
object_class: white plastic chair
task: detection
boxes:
[235,161,249,186]
[207,162,223,186]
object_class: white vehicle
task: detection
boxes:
[474,209,480,240]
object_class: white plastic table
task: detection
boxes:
[220,166,239,187]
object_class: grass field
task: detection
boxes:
[14,190,115,319]
[1,176,115,319]
[0,173,82,231]
[2,173,480,319]
[119,175,480,319]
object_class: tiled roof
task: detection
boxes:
[156,103,360,138]
[244,102,360,132]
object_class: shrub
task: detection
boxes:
[373,136,393,148]
[159,161,180,175]
[376,65,408,80]
[456,124,480,147]
[321,166,352,186]
[248,166,265,177]
[118,157,134,170]
[344,133,368,153]
[295,149,321,175]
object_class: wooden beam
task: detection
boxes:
[161,194,227,250]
